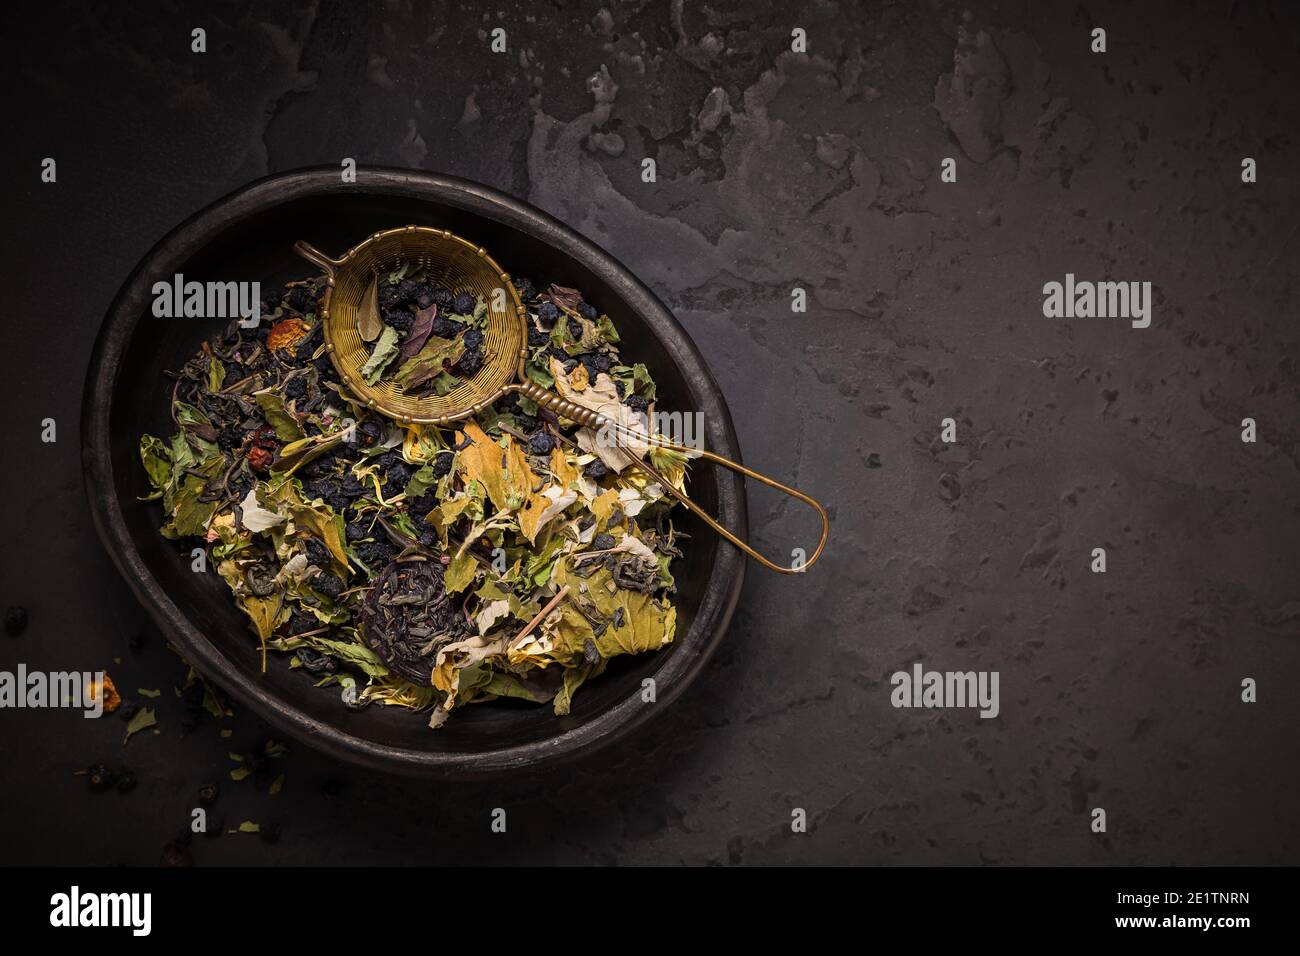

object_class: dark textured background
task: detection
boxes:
[1,0,1297,865]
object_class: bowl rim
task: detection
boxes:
[81,166,747,779]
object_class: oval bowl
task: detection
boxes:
[82,167,746,779]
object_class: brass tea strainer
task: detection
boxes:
[294,225,828,573]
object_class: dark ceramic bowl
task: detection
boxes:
[82,168,746,779]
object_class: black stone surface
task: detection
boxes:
[0,0,1296,865]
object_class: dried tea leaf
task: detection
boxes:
[544,283,583,312]
[357,276,382,342]
[253,390,306,441]
[455,420,536,512]
[392,334,466,390]
[238,488,285,533]
[360,325,401,384]
[398,304,437,365]
[551,359,650,472]
[124,707,157,739]
[445,550,478,594]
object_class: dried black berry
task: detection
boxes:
[537,301,560,327]
[396,278,419,301]
[216,425,245,451]
[431,286,454,307]
[283,377,307,400]
[118,700,140,722]
[577,301,598,320]
[345,521,369,542]
[431,316,465,339]
[529,432,555,455]
[452,291,476,315]
[305,478,339,504]
[261,288,283,311]
[378,283,405,309]
[513,276,536,301]
[4,606,28,637]
[463,328,484,350]
[527,324,549,347]
[287,286,316,314]
[294,327,321,363]
[384,309,415,334]
[303,537,332,568]
[458,347,484,376]
[584,459,610,480]
[356,421,383,447]
[626,395,650,413]
[430,451,454,477]
[315,572,344,599]
[86,764,116,792]
[567,318,583,340]
[582,352,612,375]
[356,541,397,567]
[197,782,220,806]
[414,283,435,309]
[593,533,616,551]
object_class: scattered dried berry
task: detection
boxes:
[86,764,116,792]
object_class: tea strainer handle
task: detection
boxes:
[293,240,344,277]
[510,382,830,574]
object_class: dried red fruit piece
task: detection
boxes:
[266,318,310,352]
[247,446,274,472]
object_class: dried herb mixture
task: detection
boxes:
[139,269,688,727]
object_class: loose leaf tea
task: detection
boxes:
[138,269,687,728]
